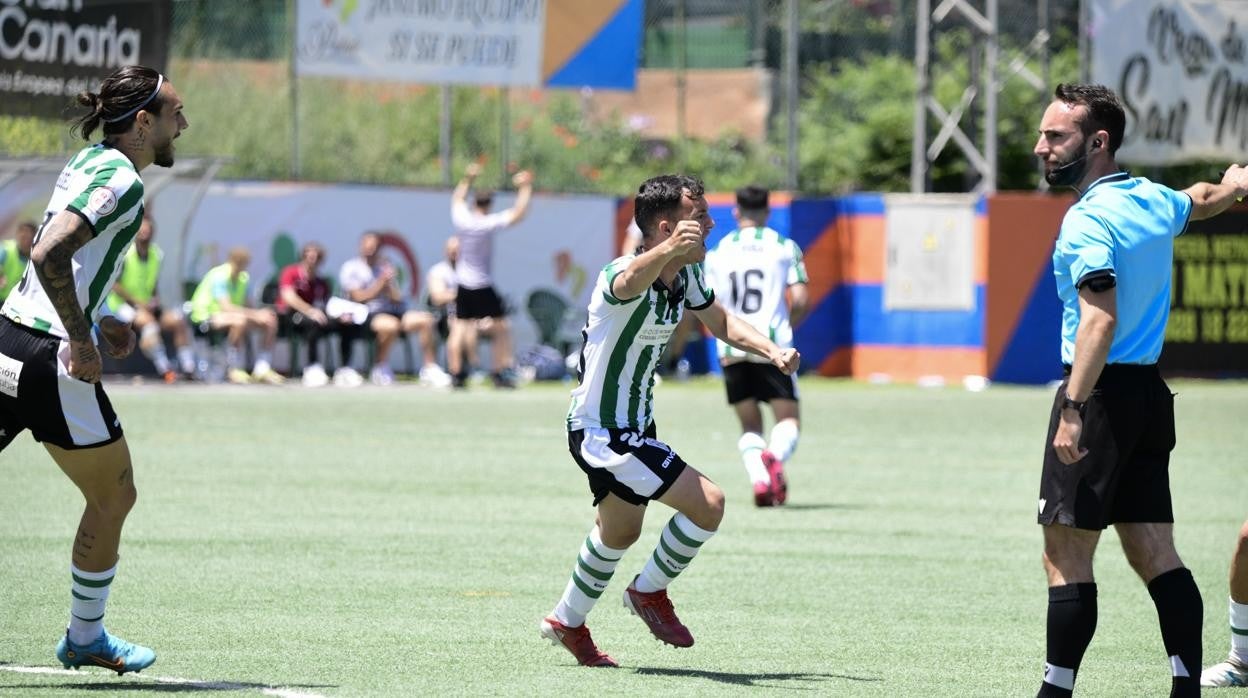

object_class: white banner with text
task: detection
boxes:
[295,0,546,86]
[1091,0,1248,164]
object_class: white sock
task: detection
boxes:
[737,432,769,485]
[177,346,196,374]
[253,358,272,375]
[1231,598,1248,664]
[225,345,242,370]
[768,419,800,462]
[552,526,625,627]
[634,513,715,593]
[68,564,114,646]
[139,324,171,373]
[256,351,273,371]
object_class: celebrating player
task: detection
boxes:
[540,174,799,667]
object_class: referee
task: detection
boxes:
[1032,83,1248,697]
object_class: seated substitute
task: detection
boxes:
[106,216,197,382]
[338,230,449,387]
[188,247,283,384]
[275,242,361,387]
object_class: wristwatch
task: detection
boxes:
[1060,392,1087,414]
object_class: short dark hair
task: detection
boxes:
[634,174,705,240]
[72,65,166,141]
[1053,83,1126,154]
[474,190,494,209]
[735,184,769,211]
[16,220,37,235]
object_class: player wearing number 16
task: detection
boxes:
[0,65,188,675]
[540,174,799,667]
[705,185,807,508]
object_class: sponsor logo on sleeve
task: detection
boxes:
[86,188,118,217]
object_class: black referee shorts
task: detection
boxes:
[0,317,124,452]
[1037,364,1175,530]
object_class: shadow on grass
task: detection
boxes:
[633,666,880,688]
[774,502,863,511]
[0,663,337,694]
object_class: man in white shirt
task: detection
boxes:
[449,163,533,388]
[338,231,449,387]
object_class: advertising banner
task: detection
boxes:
[1163,207,1248,373]
[1090,0,1248,164]
[0,0,171,119]
[295,0,642,89]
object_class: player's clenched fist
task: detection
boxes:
[664,220,704,257]
[771,347,800,375]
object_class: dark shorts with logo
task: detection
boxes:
[456,285,505,320]
[0,316,123,452]
[722,361,798,404]
[1037,363,1175,530]
[568,421,689,506]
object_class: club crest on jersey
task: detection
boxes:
[87,188,117,217]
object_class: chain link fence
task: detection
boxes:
[2,0,1094,194]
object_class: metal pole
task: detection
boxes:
[499,87,510,189]
[441,84,452,187]
[1078,0,1089,82]
[1039,0,1050,188]
[288,0,300,179]
[785,0,798,191]
[985,0,998,193]
[676,0,687,167]
[912,0,931,193]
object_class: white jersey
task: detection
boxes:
[2,144,145,340]
[567,256,715,430]
[705,226,807,364]
[451,202,510,290]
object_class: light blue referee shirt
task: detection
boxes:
[1052,172,1192,365]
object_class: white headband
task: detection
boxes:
[102,74,165,124]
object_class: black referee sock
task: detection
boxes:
[1147,567,1203,698]
[1038,582,1097,697]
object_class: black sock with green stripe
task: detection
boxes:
[552,526,626,627]
[634,513,715,593]
[68,564,114,646]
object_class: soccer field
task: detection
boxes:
[1,378,1244,696]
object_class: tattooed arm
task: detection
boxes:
[31,211,102,382]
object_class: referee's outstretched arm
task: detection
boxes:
[1184,164,1248,220]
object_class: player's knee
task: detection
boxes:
[700,483,726,529]
[599,523,641,549]
[1238,521,1248,549]
[88,480,137,522]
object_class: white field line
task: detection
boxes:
[0,664,327,698]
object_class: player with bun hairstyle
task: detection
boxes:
[0,64,187,674]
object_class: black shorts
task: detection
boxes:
[1037,364,1175,530]
[722,361,798,404]
[0,317,124,451]
[456,286,504,320]
[568,422,689,506]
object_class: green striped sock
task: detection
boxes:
[68,564,114,646]
[634,513,715,593]
[552,527,625,627]
[1232,599,1248,664]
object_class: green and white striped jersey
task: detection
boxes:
[705,226,807,364]
[2,144,145,339]
[567,255,715,430]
